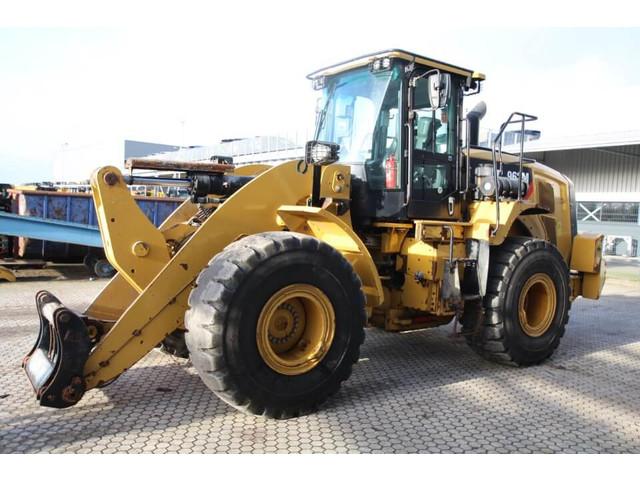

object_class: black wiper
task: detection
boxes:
[313,81,345,141]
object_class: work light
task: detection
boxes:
[312,76,326,90]
[370,57,392,72]
[305,141,340,166]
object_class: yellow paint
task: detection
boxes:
[529,164,574,260]
[582,266,606,300]
[466,147,576,260]
[398,237,463,313]
[518,273,557,337]
[256,284,335,376]
[466,200,525,243]
[380,225,412,254]
[84,198,198,321]
[372,222,414,229]
[320,164,351,200]
[131,241,150,257]
[402,240,437,312]
[234,164,272,176]
[91,167,171,293]
[567,233,606,301]
[416,222,466,241]
[570,233,603,273]
[0,266,16,282]
[277,206,383,308]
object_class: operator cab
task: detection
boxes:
[307,49,485,225]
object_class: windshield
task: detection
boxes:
[316,67,396,167]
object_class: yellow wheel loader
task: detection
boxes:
[23,50,606,418]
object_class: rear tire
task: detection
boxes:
[159,330,189,358]
[184,232,366,419]
[461,237,570,366]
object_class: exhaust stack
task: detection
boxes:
[467,101,487,146]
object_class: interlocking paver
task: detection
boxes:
[1,266,639,453]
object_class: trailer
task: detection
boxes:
[0,187,184,279]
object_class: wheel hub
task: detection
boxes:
[257,284,335,376]
[267,300,304,348]
[518,273,557,337]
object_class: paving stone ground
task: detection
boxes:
[1,260,639,453]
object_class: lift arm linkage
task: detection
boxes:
[82,161,313,388]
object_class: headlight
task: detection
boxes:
[305,141,340,166]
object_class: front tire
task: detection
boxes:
[184,232,366,419]
[461,237,570,366]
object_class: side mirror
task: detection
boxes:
[427,72,451,110]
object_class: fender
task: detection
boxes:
[277,205,384,309]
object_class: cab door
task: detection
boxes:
[406,72,461,220]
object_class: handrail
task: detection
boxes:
[465,117,471,191]
[490,112,537,235]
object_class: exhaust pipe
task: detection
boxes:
[467,101,487,146]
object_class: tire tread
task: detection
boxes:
[460,236,571,366]
[185,231,365,419]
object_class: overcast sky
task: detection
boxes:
[1,15,639,182]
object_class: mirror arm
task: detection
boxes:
[410,68,440,87]
[404,85,415,207]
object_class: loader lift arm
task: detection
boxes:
[85,161,314,389]
[24,159,383,407]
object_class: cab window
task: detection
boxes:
[412,77,454,155]
[410,75,457,196]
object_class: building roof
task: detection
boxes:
[131,136,305,175]
[514,129,640,154]
[306,49,485,81]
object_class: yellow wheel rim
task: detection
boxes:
[257,284,335,375]
[518,273,557,337]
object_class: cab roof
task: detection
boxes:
[306,48,485,82]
